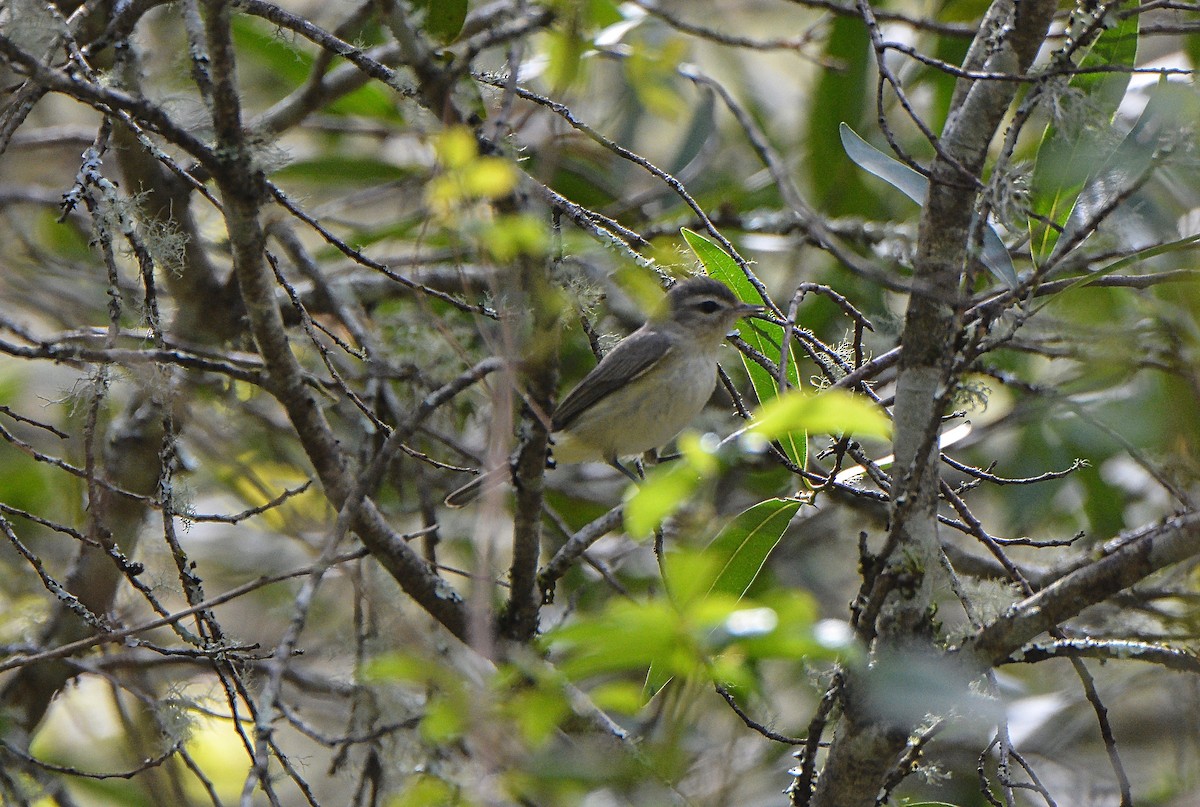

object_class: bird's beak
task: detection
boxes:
[737,302,767,318]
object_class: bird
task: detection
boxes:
[444,276,764,507]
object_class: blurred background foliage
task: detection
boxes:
[0,0,1198,805]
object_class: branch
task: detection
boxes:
[959,510,1200,667]
[538,506,625,602]
[0,549,369,675]
[1002,638,1200,673]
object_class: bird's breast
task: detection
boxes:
[553,348,720,463]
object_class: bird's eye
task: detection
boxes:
[696,300,721,314]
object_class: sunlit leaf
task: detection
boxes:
[483,213,550,261]
[750,388,891,442]
[622,433,716,536]
[662,548,726,609]
[586,0,623,27]
[179,725,248,801]
[420,696,466,743]
[425,174,463,213]
[461,158,519,198]
[392,773,467,807]
[615,263,666,315]
[362,651,450,684]
[504,687,570,746]
[723,592,826,661]
[589,681,647,715]
[219,458,321,531]
[433,127,478,169]
[551,599,695,679]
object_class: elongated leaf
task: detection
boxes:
[1073,13,1140,106]
[839,123,926,204]
[839,124,1018,288]
[1029,14,1139,265]
[704,499,801,601]
[680,228,806,469]
[668,87,716,176]
[809,16,873,214]
[1053,78,1192,263]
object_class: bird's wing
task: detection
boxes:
[551,328,674,431]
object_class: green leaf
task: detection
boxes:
[1053,79,1194,262]
[680,228,806,468]
[326,83,403,120]
[1073,13,1141,114]
[1032,230,1200,315]
[483,213,550,261]
[551,599,694,679]
[679,228,747,295]
[1029,14,1139,265]
[38,209,91,258]
[839,124,1017,288]
[704,499,800,601]
[624,36,688,118]
[504,686,570,746]
[586,0,623,27]
[925,35,971,130]
[662,550,727,611]
[231,16,313,86]
[622,433,715,536]
[750,388,891,442]
[460,158,519,198]
[412,0,468,45]
[590,681,647,715]
[420,696,466,743]
[808,16,872,214]
[728,591,827,661]
[544,26,587,90]
[362,651,451,684]
[392,775,467,807]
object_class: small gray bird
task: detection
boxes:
[444,276,763,506]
